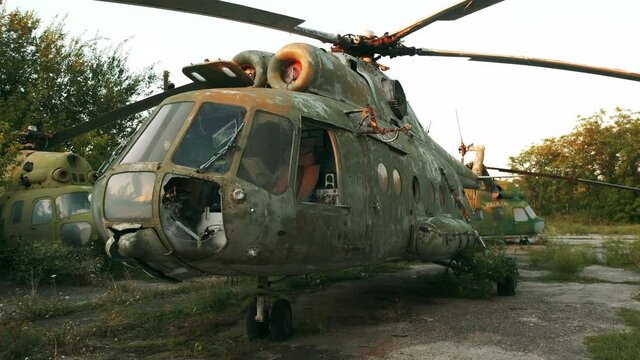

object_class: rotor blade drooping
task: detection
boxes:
[95,0,338,43]
[415,49,640,82]
[388,0,504,43]
[485,166,640,193]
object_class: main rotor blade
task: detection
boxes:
[96,0,338,43]
[416,49,640,82]
[389,0,504,43]
[485,166,640,193]
[43,82,209,148]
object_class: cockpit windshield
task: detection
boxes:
[172,103,246,173]
[121,102,194,164]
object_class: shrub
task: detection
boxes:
[2,238,119,285]
[528,242,595,275]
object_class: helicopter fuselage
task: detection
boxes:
[93,47,481,280]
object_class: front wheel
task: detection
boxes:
[497,256,518,296]
[269,298,293,341]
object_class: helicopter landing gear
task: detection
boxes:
[497,256,518,296]
[245,276,293,341]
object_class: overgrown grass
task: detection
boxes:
[528,242,598,279]
[602,239,640,269]
[586,308,640,360]
[0,262,413,359]
[545,215,640,235]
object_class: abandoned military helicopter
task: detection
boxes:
[459,143,544,244]
[29,0,640,341]
[0,128,98,251]
[467,178,545,244]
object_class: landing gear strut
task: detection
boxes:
[245,276,293,341]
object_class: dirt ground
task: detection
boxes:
[2,245,639,359]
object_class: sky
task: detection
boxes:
[5,0,640,168]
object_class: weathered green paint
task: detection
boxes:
[95,46,481,279]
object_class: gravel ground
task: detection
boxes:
[253,251,640,360]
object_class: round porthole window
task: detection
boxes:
[412,176,420,200]
[377,163,388,191]
[392,169,402,195]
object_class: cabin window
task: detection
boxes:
[439,186,446,208]
[172,102,246,172]
[11,200,24,224]
[121,102,194,164]
[525,205,537,219]
[56,192,91,218]
[295,121,340,204]
[238,111,293,194]
[412,176,420,200]
[377,163,388,192]
[513,207,528,222]
[32,198,53,225]
[392,169,402,195]
[425,181,435,205]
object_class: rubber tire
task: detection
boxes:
[497,257,518,296]
[269,298,293,341]
[245,297,269,341]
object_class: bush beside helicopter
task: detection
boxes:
[22,0,640,341]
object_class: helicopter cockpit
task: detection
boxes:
[97,90,345,278]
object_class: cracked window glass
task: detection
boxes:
[172,102,246,173]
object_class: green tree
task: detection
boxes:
[510,109,640,223]
[0,3,158,173]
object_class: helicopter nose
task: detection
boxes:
[534,219,545,234]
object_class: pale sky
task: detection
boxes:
[5,0,640,168]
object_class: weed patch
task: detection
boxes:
[586,308,640,360]
[528,243,596,276]
[603,239,640,269]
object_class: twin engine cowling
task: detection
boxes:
[232,44,370,105]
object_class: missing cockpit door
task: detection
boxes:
[296,120,340,205]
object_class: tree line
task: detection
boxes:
[0,3,157,182]
[510,109,640,223]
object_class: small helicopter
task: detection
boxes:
[0,127,98,251]
[458,143,544,244]
[29,0,640,341]
[467,178,545,245]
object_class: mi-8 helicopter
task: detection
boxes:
[0,128,98,251]
[27,0,640,341]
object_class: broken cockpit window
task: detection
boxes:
[172,103,246,173]
[160,175,227,259]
